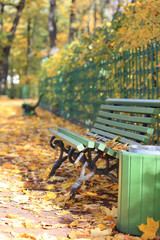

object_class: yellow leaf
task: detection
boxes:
[57,210,71,215]
[68,231,78,239]
[91,227,112,237]
[98,223,107,230]
[6,213,19,219]
[70,220,79,228]
[45,184,56,191]
[138,217,159,240]
[82,191,98,198]
[61,181,73,190]
[68,230,90,239]
[106,21,111,27]
[14,233,37,240]
[24,219,41,229]
[111,136,120,142]
[44,192,57,200]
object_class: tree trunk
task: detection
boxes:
[0,3,4,32]
[100,0,112,21]
[0,0,25,93]
[26,18,31,78]
[69,0,76,43]
[93,0,97,30]
[48,0,57,55]
[0,47,10,93]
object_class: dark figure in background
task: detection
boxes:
[22,93,44,116]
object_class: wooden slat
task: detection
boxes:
[98,110,156,125]
[49,128,85,151]
[86,131,142,145]
[58,127,95,148]
[90,128,150,144]
[100,104,159,115]
[106,98,160,108]
[96,117,154,135]
[58,128,118,157]
[93,123,150,143]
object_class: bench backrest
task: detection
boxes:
[88,99,159,145]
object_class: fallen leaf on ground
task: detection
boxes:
[90,227,112,237]
[138,217,159,239]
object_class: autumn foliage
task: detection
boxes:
[2,0,160,95]
[113,0,160,50]
[40,0,160,92]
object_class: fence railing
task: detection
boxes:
[115,41,160,99]
[39,41,160,127]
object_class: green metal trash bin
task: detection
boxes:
[117,146,160,236]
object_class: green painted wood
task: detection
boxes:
[49,128,85,151]
[86,132,141,146]
[93,123,150,143]
[104,99,159,145]
[98,110,156,125]
[106,98,160,108]
[103,146,118,158]
[49,99,157,160]
[100,104,159,115]
[58,127,117,157]
[58,127,95,148]
[96,117,154,135]
[90,128,144,144]
[117,150,160,235]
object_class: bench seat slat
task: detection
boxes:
[49,128,85,151]
[58,127,118,157]
[96,117,154,135]
[58,127,95,148]
[58,128,119,158]
[98,110,156,125]
[100,104,159,115]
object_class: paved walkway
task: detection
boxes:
[0,97,141,240]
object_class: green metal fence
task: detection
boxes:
[116,41,160,99]
[39,41,160,126]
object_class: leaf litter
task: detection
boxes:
[0,97,159,239]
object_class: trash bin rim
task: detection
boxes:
[121,145,160,155]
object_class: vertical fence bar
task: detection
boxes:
[146,44,150,98]
[128,49,131,98]
[135,49,138,97]
[155,41,159,99]
[142,45,146,97]
[151,42,154,99]
[154,41,160,144]
[131,49,135,97]
[138,47,142,98]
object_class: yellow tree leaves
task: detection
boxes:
[138,217,159,240]
[115,0,160,50]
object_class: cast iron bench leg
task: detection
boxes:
[69,149,119,198]
[49,136,71,177]
[70,162,95,199]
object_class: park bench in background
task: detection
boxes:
[22,92,44,116]
[48,98,160,198]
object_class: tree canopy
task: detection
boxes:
[0,0,159,95]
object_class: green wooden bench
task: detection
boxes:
[48,98,159,198]
[22,93,44,116]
